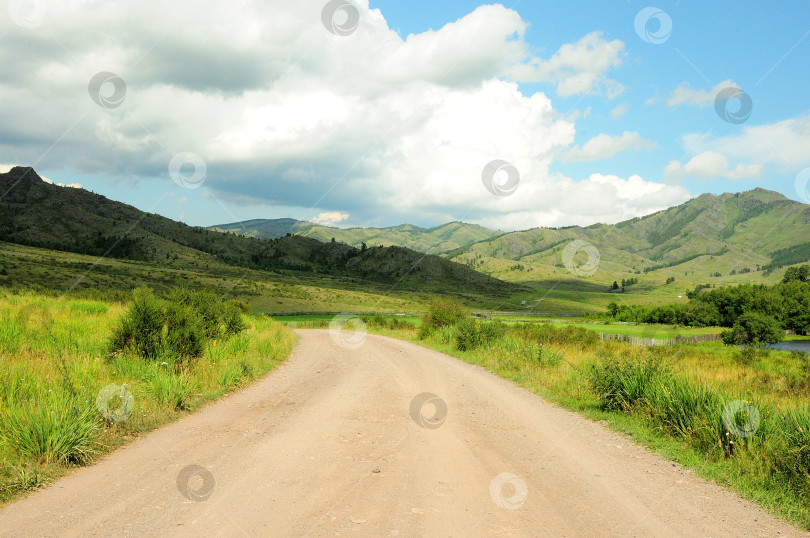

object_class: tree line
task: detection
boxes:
[605,265,810,344]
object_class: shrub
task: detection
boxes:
[108,287,164,359]
[510,323,598,348]
[422,298,466,330]
[109,287,249,361]
[479,321,506,344]
[164,302,205,360]
[721,312,783,347]
[222,303,247,336]
[455,319,481,351]
[167,288,223,339]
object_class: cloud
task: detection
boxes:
[0,0,678,230]
[312,211,349,226]
[681,113,810,170]
[512,31,626,97]
[610,103,627,120]
[562,131,654,162]
[664,151,764,180]
[475,172,690,230]
[667,79,738,107]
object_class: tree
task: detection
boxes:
[612,281,619,290]
[720,312,783,347]
[782,265,810,283]
[607,301,619,318]
[360,242,367,253]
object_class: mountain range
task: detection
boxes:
[210,189,810,287]
[0,167,519,297]
[3,165,809,309]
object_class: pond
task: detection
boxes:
[766,340,810,353]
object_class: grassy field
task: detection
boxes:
[0,291,296,503]
[324,314,810,529]
[0,241,527,314]
[494,317,722,338]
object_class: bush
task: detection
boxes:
[721,312,783,347]
[108,287,248,361]
[164,302,205,360]
[455,319,481,351]
[422,298,466,330]
[223,303,247,336]
[454,320,505,352]
[108,287,164,359]
[510,323,599,348]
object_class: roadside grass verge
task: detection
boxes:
[0,290,295,504]
[349,316,810,529]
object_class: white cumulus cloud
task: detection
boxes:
[562,132,654,162]
[667,79,739,107]
[312,211,350,226]
[0,0,685,229]
[664,151,764,180]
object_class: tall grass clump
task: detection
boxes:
[770,407,810,493]
[108,287,247,361]
[455,319,505,351]
[147,369,196,410]
[0,390,98,464]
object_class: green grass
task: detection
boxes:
[0,291,296,504]
[496,318,722,338]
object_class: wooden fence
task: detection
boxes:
[598,333,721,347]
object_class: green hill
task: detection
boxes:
[448,188,810,283]
[0,167,521,298]
[210,219,500,254]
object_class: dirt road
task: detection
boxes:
[0,330,804,537]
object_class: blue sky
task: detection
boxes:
[2,1,809,230]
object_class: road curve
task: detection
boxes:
[0,330,805,537]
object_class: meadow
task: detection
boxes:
[0,290,295,503]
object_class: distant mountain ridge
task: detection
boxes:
[209,219,501,254]
[211,188,810,286]
[0,167,521,296]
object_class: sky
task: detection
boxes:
[1,0,809,231]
